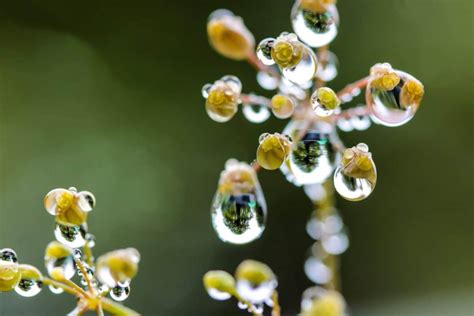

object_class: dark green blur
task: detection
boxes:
[0,0,472,315]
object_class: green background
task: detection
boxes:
[0,0,472,315]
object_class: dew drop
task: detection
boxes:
[304,257,332,284]
[257,71,279,90]
[86,234,96,248]
[201,83,213,98]
[350,115,371,131]
[242,104,271,123]
[366,70,424,127]
[289,131,340,185]
[237,301,248,310]
[110,284,130,302]
[316,51,338,81]
[54,223,87,248]
[207,288,232,301]
[282,45,318,85]
[211,161,267,244]
[322,232,349,255]
[291,3,339,48]
[256,38,275,66]
[336,118,353,132]
[15,279,42,297]
[0,248,18,263]
[236,279,277,304]
[46,254,75,280]
[334,166,376,201]
[49,284,64,294]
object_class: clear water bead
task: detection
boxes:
[291,3,339,48]
[304,256,332,284]
[54,223,87,248]
[236,279,277,304]
[334,167,375,201]
[49,284,64,294]
[0,248,18,263]
[110,284,130,301]
[282,45,318,85]
[15,279,42,297]
[242,104,271,123]
[211,160,266,244]
[256,38,276,66]
[45,254,75,281]
[366,68,424,127]
[256,71,279,90]
[207,288,232,301]
[289,130,340,185]
[316,50,338,81]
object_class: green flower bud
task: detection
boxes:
[203,270,236,300]
[235,260,275,285]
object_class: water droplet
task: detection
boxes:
[73,249,82,259]
[242,104,271,123]
[350,115,371,130]
[110,284,130,302]
[316,51,338,81]
[254,304,264,314]
[49,284,64,294]
[15,279,42,297]
[311,87,340,117]
[336,118,353,132]
[366,70,424,127]
[334,167,375,201]
[205,76,241,123]
[291,3,339,48]
[304,257,332,284]
[76,191,95,212]
[14,265,43,297]
[282,45,318,85]
[0,248,18,263]
[54,223,87,248]
[211,161,266,244]
[236,280,277,304]
[237,301,248,310]
[303,183,327,202]
[256,38,276,66]
[257,71,279,90]
[289,130,340,185]
[86,234,96,248]
[201,83,213,98]
[279,77,307,100]
[322,232,349,255]
[46,254,75,281]
[207,288,232,301]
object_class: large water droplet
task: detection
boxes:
[236,279,277,304]
[291,3,339,48]
[334,167,376,201]
[110,284,130,301]
[0,248,18,263]
[282,45,318,85]
[242,104,271,123]
[366,70,424,127]
[304,257,332,284]
[54,223,87,248]
[15,279,42,297]
[289,131,340,185]
[45,254,75,281]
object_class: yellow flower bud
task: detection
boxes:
[0,260,21,292]
[369,62,401,90]
[96,248,140,288]
[203,270,236,297]
[271,40,303,68]
[207,10,255,60]
[302,290,346,316]
[341,143,376,184]
[312,87,340,111]
[44,188,95,226]
[400,79,424,107]
[18,264,42,281]
[271,95,295,119]
[256,133,292,170]
[45,241,72,260]
[235,260,275,285]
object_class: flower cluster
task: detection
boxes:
[1,187,141,315]
[202,0,424,315]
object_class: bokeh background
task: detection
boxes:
[0,0,472,315]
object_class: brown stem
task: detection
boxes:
[271,290,281,316]
[315,45,330,89]
[74,257,95,294]
[240,93,271,108]
[334,105,371,120]
[336,76,370,101]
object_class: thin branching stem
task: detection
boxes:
[336,76,370,101]
[271,290,281,316]
[74,257,95,294]
[247,52,280,78]
[240,94,271,108]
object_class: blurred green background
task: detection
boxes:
[0,0,472,315]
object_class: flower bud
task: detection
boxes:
[203,270,236,300]
[302,290,346,316]
[207,9,255,60]
[96,248,140,288]
[44,187,95,226]
[235,260,277,304]
[271,95,295,119]
[256,133,292,170]
[0,251,20,292]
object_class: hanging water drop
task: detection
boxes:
[110,284,130,302]
[235,260,277,304]
[366,63,424,127]
[316,50,338,81]
[288,127,340,185]
[256,71,279,90]
[211,160,266,244]
[45,242,76,280]
[256,38,276,66]
[49,284,64,294]
[242,104,271,123]
[54,223,87,248]
[334,143,377,201]
[14,264,43,297]
[311,87,340,117]
[291,1,339,48]
[282,45,318,85]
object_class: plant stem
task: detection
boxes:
[74,257,95,294]
[336,76,370,101]
[315,45,330,89]
[84,242,94,267]
[271,290,281,316]
[334,105,370,120]
[101,298,141,316]
[42,277,82,297]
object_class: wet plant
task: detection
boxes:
[1,187,140,315]
[202,0,424,315]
